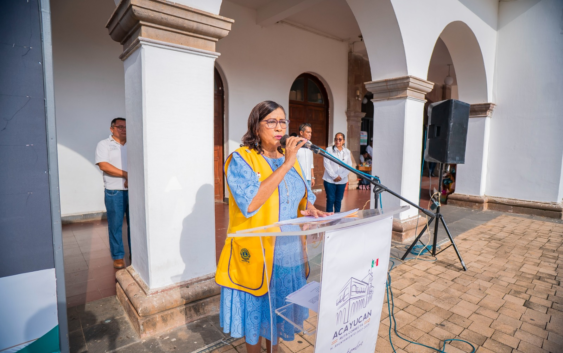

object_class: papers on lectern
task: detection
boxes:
[276,209,359,225]
[285,281,321,313]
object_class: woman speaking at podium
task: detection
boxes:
[216,101,331,353]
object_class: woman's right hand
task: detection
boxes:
[283,137,307,166]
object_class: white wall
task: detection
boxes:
[487,0,563,203]
[427,38,459,99]
[456,117,490,196]
[217,1,349,155]
[52,0,125,216]
[348,0,497,102]
[390,0,497,102]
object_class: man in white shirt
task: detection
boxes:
[366,139,373,159]
[95,118,130,269]
[296,123,315,188]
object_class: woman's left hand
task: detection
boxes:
[301,207,333,218]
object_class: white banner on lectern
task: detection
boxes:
[315,217,392,353]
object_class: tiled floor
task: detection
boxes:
[62,220,130,307]
[66,210,563,352]
[374,214,563,353]
[67,297,227,353]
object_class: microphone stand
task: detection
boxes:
[311,146,467,271]
[309,145,435,219]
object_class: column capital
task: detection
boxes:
[107,0,233,60]
[345,110,366,122]
[365,75,434,102]
[469,103,496,118]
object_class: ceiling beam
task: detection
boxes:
[257,0,326,27]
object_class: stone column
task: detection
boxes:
[106,0,233,337]
[345,52,371,189]
[365,76,434,242]
[449,103,495,209]
[346,110,365,188]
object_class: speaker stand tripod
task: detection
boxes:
[401,163,467,271]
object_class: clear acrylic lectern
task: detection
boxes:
[229,206,407,353]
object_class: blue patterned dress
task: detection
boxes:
[220,153,316,345]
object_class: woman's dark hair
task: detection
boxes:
[242,100,286,154]
[332,132,345,152]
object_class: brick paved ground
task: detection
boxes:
[373,215,563,353]
[68,211,563,353]
[211,215,563,353]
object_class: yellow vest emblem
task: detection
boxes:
[240,248,251,263]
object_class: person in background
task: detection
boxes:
[359,151,371,165]
[366,138,373,159]
[95,117,130,269]
[296,123,315,189]
[323,132,352,212]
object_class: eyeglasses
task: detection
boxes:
[262,119,290,129]
[335,138,344,141]
[113,125,126,130]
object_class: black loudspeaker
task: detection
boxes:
[424,99,470,164]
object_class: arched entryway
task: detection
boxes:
[420,37,459,207]
[214,68,224,201]
[288,73,329,187]
[421,21,489,207]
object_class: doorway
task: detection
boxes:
[288,73,329,188]
[214,68,224,202]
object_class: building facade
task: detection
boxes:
[4,0,561,343]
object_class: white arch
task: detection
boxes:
[346,0,408,80]
[383,0,497,101]
[438,21,488,103]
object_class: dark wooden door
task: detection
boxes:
[288,74,329,188]
[214,69,224,201]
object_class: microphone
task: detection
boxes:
[280,135,315,150]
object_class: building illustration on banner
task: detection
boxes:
[335,269,375,325]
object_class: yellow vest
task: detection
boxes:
[215,147,309,296]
